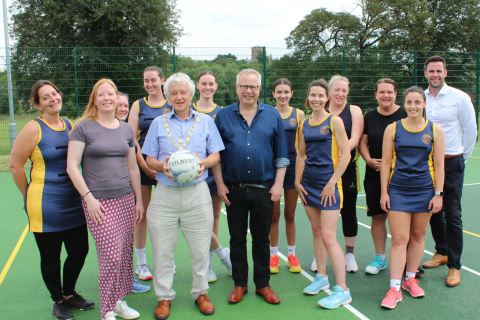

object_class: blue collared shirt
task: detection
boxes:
[214,101,289,183]
[142,109,225,187]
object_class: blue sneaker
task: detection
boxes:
[303,274,330,295]
[318,285,352,309]
[365,256,387,274]
[132,278,150,293]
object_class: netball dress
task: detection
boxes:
[137,98,172,185]
[301,114,343,210]
[191,103,222,195]
[388,119,436,212]
[338,104,361,192]
[281,107,299,189]
[26,118,85,232]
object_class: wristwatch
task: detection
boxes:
[435,191,444,197]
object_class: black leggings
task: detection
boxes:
[33,224,89,301]
[340,192,358,237]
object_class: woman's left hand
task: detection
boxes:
[429,195,443,214]
[135,202,145,225]
[194,151,205,179]
[320,181,336,207]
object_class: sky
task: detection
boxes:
[0,0,359,50]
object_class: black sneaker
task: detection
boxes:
[52,299,74,320]
[416,266,425,276]
[64,292,95,310]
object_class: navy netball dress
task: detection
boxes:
[338,104,361,193]
[281,107,299,189]
[301,114,343,211]
[26,118,85,232]
[191,103,222,195]
[388,119,436,212]
[137,98,172,185]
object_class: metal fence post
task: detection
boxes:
[74,47,79,118]
[263,46,267,103]
[3,0,16,149]
[343,49,346,77]
[414,50,418,86]
[476,52,479,141]
[173,47,176,73]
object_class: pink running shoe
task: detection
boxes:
[381,287,403,309]
[402,278,425,297]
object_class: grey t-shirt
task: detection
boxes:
[69,120,135,199]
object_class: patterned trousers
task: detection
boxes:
[82,193,135,318]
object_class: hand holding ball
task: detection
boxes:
[167,150,201,184]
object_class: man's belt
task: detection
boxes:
[445,154,462,159]
[226,181,271,189]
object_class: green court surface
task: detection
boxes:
[2,144,480,319]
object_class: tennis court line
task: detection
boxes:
[221,208,370,320]
[0,224,29,286]
[355,206,480,278]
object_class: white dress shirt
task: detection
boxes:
[425,84,477,161]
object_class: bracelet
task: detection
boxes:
[82,191,91,199]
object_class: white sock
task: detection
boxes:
[209,251,214,266]
[405,271,416,281]
[390,279,401,291]
[213,245,226,260]
[288,245,296,256]
[136,248,146,266]
[271,246,278,256]
[377,254,386,261]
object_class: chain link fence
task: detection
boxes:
[1,47,479,171]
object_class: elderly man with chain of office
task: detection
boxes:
[421,56,477,287]
[212,69,289,305]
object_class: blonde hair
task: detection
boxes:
[71,78,119,132]
[328,75,350,92]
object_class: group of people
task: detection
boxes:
[8,55,476,320]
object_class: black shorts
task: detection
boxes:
[364,178,387,217]
[140,154,157,186]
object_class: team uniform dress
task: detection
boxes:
[301,114,343,211]
[388,119,436,212]
[137,97,172,185]
[281,107,299,188]
[26,117,85,232]
[190,102,222,195]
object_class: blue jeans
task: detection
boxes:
[429,155,465,270]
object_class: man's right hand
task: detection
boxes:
[368,158,382,172]
[217,182,231,206]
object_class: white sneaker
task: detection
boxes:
[311,258,317,272]
[114,300,140,319]
[221,247,233,276]
[345,253,358,273]
[104,311,117,320]
[207,264,217,283]
[135,263,153,281]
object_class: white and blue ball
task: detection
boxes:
[168,150,200,184]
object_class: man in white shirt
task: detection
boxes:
[421,56,477,287]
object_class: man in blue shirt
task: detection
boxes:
[142,73,225,319]
[213,69,289,305]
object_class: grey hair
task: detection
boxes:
[236,69,262,86]
[164,72,195,97]
[328,75,350,92]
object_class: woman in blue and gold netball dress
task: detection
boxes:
[269,78,305,274]
[380,87,445,309]
[9,80,93,320]
[295,80,352,309]
[191,70,232,283]
[128,66,172,280]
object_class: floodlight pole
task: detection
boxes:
[3,0,16,149]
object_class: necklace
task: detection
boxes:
[167,121,193,143]
[161,115,200,150]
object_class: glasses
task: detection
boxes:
[238,85,260,92]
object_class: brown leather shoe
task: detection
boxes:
[446,268,461,287]
[154,300,171,320]
[195,293,214,315]
[228,286,248,304]
[422,253,448,269]
[255,287,280,304]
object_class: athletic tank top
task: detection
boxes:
[281,107,299,159]
[337,104,360,169]
[191,103,222,121]
[137,98,172,147]
[26,118,85,232]
[389,119,436,188]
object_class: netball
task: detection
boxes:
[168,150,200,184]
